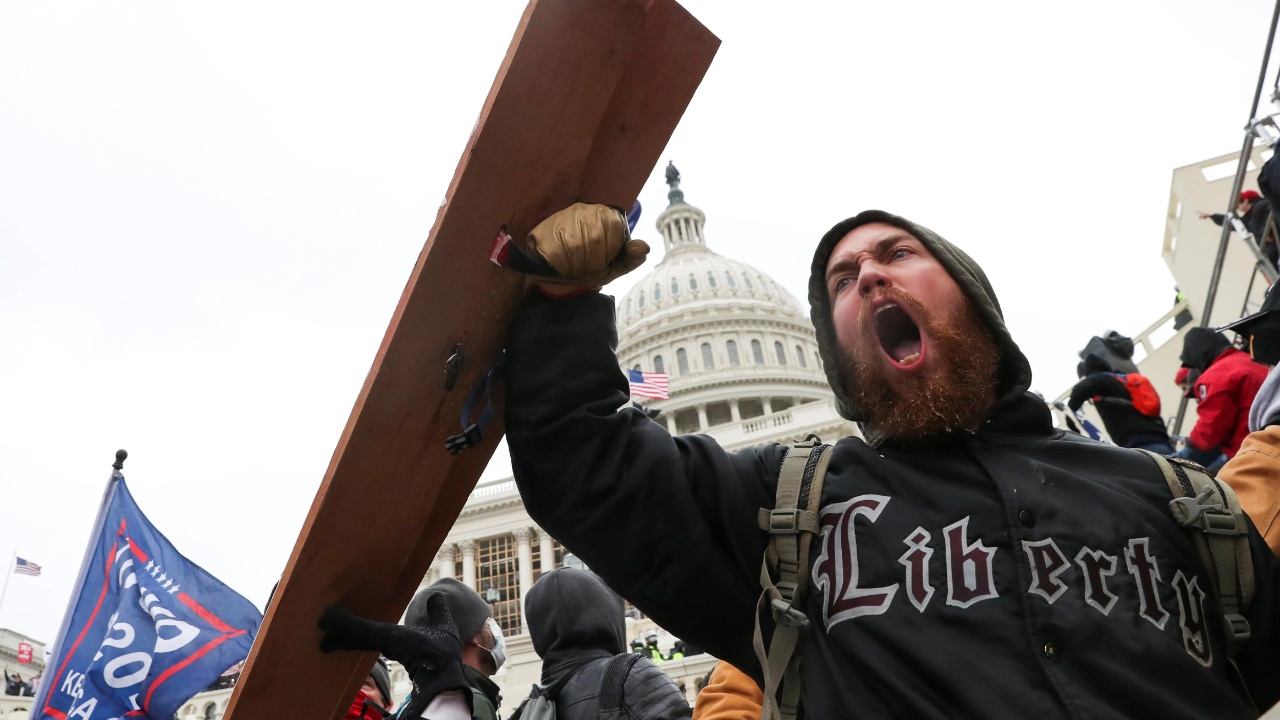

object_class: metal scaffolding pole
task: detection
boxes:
[1174,0,1280,436]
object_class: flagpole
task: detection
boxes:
[0,551,15,622]
[31,450,127,711]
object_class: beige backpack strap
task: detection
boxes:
[1137,450,1255,656]
[753,435,832,720]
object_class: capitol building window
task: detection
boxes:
[476,536,521,636]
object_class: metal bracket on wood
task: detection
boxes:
[444,343,465,391]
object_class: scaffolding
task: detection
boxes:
[1174,0,1280,434]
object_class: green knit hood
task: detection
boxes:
[807,210,1034,424]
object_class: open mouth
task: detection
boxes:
[874,303,923,366]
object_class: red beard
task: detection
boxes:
[844,287,1001,441]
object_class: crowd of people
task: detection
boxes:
[3,670,35,697]
[309,183,1280,719]
[629,632,699,664]
[1065,320,1270,478]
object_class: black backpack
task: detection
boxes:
[510,653,642,720]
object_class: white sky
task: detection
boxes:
[1,0,1277,646]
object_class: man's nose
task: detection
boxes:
[859,264,891,296]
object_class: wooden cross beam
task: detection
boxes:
[222,2,718,717]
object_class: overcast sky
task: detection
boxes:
[2,0,1277,646]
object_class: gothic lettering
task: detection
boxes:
[813,495,898,628]
[1074,547,1119,616]
[944,517,999,608]
[1124,537,1169,629]
[898,528,935,612]
[1171,570,1213,667]
[1022,538,1069,604]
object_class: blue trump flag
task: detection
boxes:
[34,470,261,719]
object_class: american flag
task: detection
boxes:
[628,369,669,400]
[14,558,41,576]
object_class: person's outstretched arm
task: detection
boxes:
[1067,373,1120,411]
[505,290,780,675]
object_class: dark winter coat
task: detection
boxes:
[505,293,1280,719]
[1209,198,1274,243]
[523,569,689,720]
[504,211,1280,719]
[464,665,501,720]
[1068,372,1171,448]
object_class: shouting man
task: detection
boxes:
[503,207,1280,718]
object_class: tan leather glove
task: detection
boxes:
[524,203,649,295]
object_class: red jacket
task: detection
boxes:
[1190,348,1269,457]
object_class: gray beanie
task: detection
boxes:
[807,210,1033,424]
[407,578,491,641]
[369,657,393,707]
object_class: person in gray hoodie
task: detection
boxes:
[502,205,1280,719]
[516,568,689,720]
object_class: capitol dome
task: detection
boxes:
[616,164,849,444]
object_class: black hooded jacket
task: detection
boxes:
[521,569,689,720]
[504,210,1280,719]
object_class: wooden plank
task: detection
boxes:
[222,2,718,718]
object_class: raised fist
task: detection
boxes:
[525,203,649,294]
[318,598,470,717]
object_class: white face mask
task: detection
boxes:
[483,617,506,672]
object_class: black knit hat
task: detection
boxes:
[807,210,1033,426]
[408,578,491,641]
[369,657,393,708]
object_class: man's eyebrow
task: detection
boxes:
[826,233,917,280]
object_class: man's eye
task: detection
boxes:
[834,277,853,292]
[891,248,911,261]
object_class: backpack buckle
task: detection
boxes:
[445,424,484,454]
[763,509,803,534]
[1169,487,1229,530]
[1224,613,1252,648]
[770,599,810,629]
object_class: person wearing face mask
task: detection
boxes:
[343,658,395,720]
[406,578,505,720]
[318,579,503,720]
[1218,286,1280,559]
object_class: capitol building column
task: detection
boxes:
[436,543,457,583]
[665,414,677,435]
[729,399,741,422]
[696,403,709,431]
[762,397,773,416]
[538,528,555,573]
[460,538,476,589]
[514,526,536,626]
